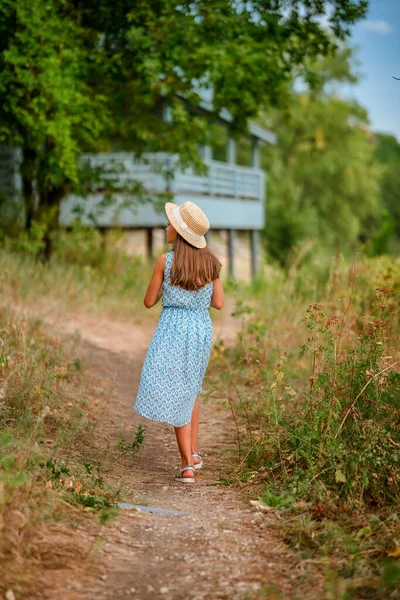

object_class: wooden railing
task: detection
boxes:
[79,152,265,203]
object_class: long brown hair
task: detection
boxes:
[170,234,222,291]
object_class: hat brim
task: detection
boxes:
[165,202,207,249]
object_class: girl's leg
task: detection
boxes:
[174,423,194,477]
[191,399,200,465]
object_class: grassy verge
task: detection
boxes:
[0,226,234,325]
[0,305,145,598]
[205,252,400,599]
[0,227,154,321]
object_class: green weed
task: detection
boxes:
[116,423,147,460]
[207,254,400,598]
[0,307,141,595]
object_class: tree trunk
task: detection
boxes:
[21,146,37,230]
[36,137,69,260]
[40,185,66,260]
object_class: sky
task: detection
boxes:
[344,0,400,141]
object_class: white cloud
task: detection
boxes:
[358,19,393,35]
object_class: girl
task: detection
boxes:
[134,201,224,483]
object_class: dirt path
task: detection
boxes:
[21,301,324,600]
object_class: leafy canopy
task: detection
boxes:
[259,45,381,263]
[1,0,369,177]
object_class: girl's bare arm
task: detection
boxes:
[210,278,224,310]
[143,254,166,308]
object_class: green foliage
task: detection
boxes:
[374,133,400,241]
[0,429,27,491]
[259,47,381,265]
[0,0,107,187]
[284,291,399,505]
[206,253,400,598]
[0,305,144,594]
[258,488,296,510]
[41,457,71,480]
[116,423,147,459]
[0,230,154,319]
[279,510,400,599]
[0,0,368,246]
[7,219,47,255]
[367,209,395,257]
[225,261,400,506]
[374,132,400,164]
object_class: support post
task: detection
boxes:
[228,229,235,279]
[250,230,258,279]
[205,230,211,246]
[227,132,236,165]
[251,138,260,169]
[146,228,154,259]
[202,145,212,161]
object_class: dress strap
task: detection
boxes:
[167,250,174,268]
[164,251,173,280]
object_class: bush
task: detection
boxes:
[205,254,400,598]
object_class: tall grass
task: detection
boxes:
[0,225,154,320]
[206,252,400,599]
[0,306,145,597]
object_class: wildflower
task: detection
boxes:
[376,287,393,297]
[285,386,297,397]
[306,303,325,322]
[0,377,7,401]
[326,315,339,327]
[326,316,339,327]
[379,374,388,386]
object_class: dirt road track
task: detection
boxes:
[20,301,323,600]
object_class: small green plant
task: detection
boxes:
[258,488,296,510]
[206,255,400,599]
[0,307,137,596]
[116,423,147,459]
[40,457,71,480]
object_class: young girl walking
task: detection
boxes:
[134,201,224,483]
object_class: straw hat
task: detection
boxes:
[165,201,210,249]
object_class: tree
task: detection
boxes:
[373,133,400,239]
[0,0,108,254]
[0,0,369,254]
[258,46,381,265]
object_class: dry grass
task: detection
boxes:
[205,252,400,599]
[0,306,126,598]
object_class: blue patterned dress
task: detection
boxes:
[134,250,213,427]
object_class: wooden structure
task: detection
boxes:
[1,95,275,278]
[60,123,274,278]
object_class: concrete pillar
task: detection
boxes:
[228,229,236,278]
[250,230,258,278]
[227,133,236,165]
[251,138,260,169]
[146,228,154,259]
[202,145,213,161]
